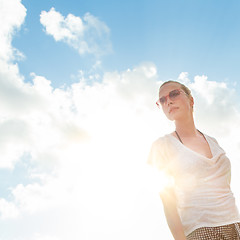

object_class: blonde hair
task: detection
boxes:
[160,80,192,98]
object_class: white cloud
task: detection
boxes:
[0,198,19,219]
[189,74,239,136]
[0,1,240,239]
[40,8,112,56]
[0,55,167,239]
[178,71,190,84]
[0,0,26,61]
[33,234,59,240]
[1,60,240,240]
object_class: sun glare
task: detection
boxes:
[146,166,174,194]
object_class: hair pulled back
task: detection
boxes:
[160,80,192,98]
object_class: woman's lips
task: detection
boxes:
[169,107,178,113]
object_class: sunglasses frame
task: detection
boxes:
[156,89,185,108]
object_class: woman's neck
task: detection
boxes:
[174,118,198,137]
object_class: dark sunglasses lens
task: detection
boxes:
[159,97,166,104]
[169,90,180,99]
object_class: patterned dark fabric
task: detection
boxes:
[187,223,240,240]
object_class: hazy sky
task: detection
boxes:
[1,0,240,239]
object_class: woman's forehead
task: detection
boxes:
[159,82,181,96]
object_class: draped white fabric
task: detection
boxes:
[148,133,240,236]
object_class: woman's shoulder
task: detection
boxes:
[203,132,219,144]
[152,133,172,144]
[151,133,173,150]
[148,134,173,169]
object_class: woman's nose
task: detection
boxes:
[166,96,173,105]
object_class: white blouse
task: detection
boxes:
[148,133,240,236]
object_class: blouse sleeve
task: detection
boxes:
[208,135,226,153]
[147,137,168,171]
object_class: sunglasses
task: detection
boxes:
[156,89,184,108]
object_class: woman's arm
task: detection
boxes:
[160,187,187,240]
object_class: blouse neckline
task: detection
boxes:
[167,133,214,161]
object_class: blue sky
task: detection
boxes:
[14,0,240,89]
[1,0,240,240]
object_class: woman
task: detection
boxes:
[148,80,240,240]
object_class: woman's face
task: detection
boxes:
[158,82,193,121]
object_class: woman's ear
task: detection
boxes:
[190,96,194,109]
